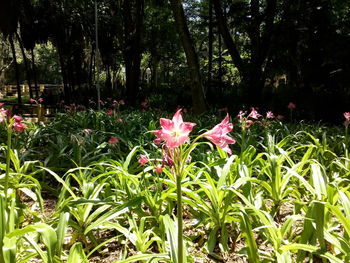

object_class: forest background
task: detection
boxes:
[0,0,349,122]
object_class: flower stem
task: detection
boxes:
[176,174,184,263]
[4,123,12,201]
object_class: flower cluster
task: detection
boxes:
[154,109,236,155]
[138,154,164,174]
[13,115,27,133]
[29,98,43,104]
[1,104,26,133]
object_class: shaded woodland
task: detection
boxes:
[0,0,350,120]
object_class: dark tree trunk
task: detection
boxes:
[16,32,33,99]
[123,0,144,105]
[170,0,206,114]
[9,34,22,105]
[88,46,95,91]
[151,55,159,91]
[57,45,70,104]
[31,48,39,98]
[212,0,244,73]
[212,0,277,107]
[207,0,214,102]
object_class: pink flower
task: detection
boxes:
[13,115,23,122]
[29,98,36,103]
[108,136,119,145]
[237,110,246,120]
[266,111,275,119]
[162,147,174,167]
[154,109,196,148]
[344,112,350,121]
[38,98,43,103]
[141,99,148,107]
[248,107,261,119]
[153,138,162,145]
[0,103,4,107]
[277,115,284,120]
[13,121,27,133]
[155,164,163,174]
[288,102,296,110]
[0,108,7,123]
[106,109,113,115]
[116,118,123,123]
[119,100,125,105]
[138,155,149,166]
[203,114,236,154]
[245,120,254,129]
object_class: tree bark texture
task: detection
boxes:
[123,0,144,105]
[16,32,33,99]
[212,0,277,107]
[170,0,206,114]
[9,34,22,105]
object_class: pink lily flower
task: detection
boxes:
[13,121,27,133]
[344,112,350,121]
[29,98,36,103]
[266,111,275,119]
[106,109,113,115]
[138,155,149,166]
[237,110,246,121]
[13,115,23,122]
[203,114,236,154]
[248,107,261,119]
[108,136,119,145]
[141,99,148,107]
[0,108,7,123]
[288,102,296,109]
[119,100,125,105]
[38,98,44,103]
[154,109,196,148]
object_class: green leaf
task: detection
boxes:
[67,243,88,263]
[240,212,259,263]
[56,212,70,258]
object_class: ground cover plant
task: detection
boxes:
[1,104,350,263]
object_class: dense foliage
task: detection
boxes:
[1,107,350,262]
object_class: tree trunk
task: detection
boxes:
[212,0,244,74]
[169,0,206,114]
[123,0,144,105]
[212,0,277,107]
[16,32,33,99]
[31,48,39,98]
[9,34,22,105]
[207,0,214,103]
[151,55,159,91]
[57,45,70,104]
